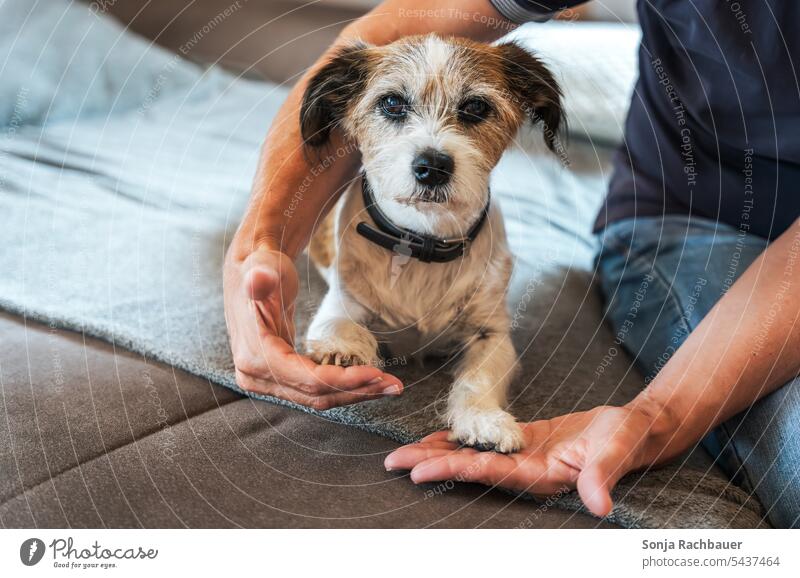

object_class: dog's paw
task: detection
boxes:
[305,321,380,367]
[307,347,377,367]
[448,407,525,454]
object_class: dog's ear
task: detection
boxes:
[496,42,565,154]
[300,42,372,148]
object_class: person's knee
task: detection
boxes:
[725,377,800,528]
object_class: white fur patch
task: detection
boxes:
[447,407,525,454]
[423,35,453,79]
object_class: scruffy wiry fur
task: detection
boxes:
[300,34,564,452]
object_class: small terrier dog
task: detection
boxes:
[300,34,563,452]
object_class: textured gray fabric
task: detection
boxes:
[0,0,767,528]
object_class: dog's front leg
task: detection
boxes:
[447,330,524,453]
[306,279,380,367]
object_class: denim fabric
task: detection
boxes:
[597,215,800,528]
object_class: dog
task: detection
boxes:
[299,34,564,453]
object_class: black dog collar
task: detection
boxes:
[355,176,490,263]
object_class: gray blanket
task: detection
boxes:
[0,0,766,528]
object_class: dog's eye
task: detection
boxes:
[380,95,409,119]
[458,98,490,123]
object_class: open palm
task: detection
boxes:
[385,405,663,517]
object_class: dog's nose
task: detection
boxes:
[412,149,454,188]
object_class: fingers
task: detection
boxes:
[243,251,298,345]
[253,298,295,346]
[238,359,401,397]
[312,362,403,392]
[236,368,400,411]
[409,453,570,496]
[236,335,404,406]
[386,437,573,495]
[384,443,462,471]
[280,302,297,346]
[409,452,516,487]
[246,267,279,302]
[255,334,389,391]
[319,381,402,409]
[385,430,488,470]
[253,299,281,337]
[576,445,631,518]
[576,469,614,518]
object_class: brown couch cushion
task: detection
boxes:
[0,312,613,528]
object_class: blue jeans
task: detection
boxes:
[596,215,800,528]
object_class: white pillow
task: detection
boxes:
[502,21,641,146]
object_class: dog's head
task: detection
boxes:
[300,34,564,235]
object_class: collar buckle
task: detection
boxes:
[460,238,472,258]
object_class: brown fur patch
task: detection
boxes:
[308,207,336,270]
[300,42,379,148]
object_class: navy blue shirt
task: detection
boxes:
[491,0,800,239]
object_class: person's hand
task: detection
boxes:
[384,403,672,517]
[223,247,403,410]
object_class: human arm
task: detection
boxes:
[386,219,800,516]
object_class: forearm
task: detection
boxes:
[631,218,800,463]
[228,0,512,262]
